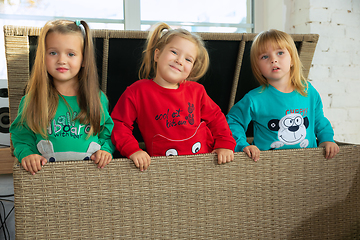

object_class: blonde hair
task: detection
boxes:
[250,29,308,96]
[22,19,102,138]
[139,22,209,81]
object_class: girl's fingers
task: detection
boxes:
[139,159,144,171]
[244,149,252,158]
[142,158,151,171]
[105,156,112,167]
[99,154,111,168]
[31,160,40,174]
[97,158,105,168]
[41,158,47,166]
[21,161,29,172]
[36,160,42,171]
[217,155,223,164]
[28,161,37,175]
[133,159,140,168]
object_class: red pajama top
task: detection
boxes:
[111,79,235,158]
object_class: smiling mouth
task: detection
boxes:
[170,65,181,72]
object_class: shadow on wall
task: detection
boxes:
[289,162,360,239]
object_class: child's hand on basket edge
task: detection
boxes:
[130,150,151,172]
[319,141,339,159]
[91,150,113,168]
[21,154,47,175]
[243,145,260,162]
[212,148,234,164]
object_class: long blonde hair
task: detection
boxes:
[22,19,102,138]
[139,22,209,81]
[250,29,308,96]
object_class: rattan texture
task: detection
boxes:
[13,146,360,239]
[5,25,359,239]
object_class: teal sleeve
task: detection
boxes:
[312,89,335,144]
[226,95,253,152]
[9,97,40,163]
[98,92,115,155]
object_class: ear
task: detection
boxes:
[37,140,55,154]
[154,48,160,62]
[303,116,309,129]
[268,119,280,131]
[87,142,101,153]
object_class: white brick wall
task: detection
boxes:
[285,0,360,144]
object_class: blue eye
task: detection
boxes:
[171,50,177,55]
[261,55,268,60]
[68,53,75,57]
[278,51,284,55]
[186,58,192,63]
[49,51,57,56]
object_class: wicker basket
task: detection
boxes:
[5,25,359,239]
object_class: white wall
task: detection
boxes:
[257,0,360,144]
[254,0,287,32]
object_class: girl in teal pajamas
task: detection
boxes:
[226,29,339,161]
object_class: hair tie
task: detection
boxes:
[160,29,169,38]
[75,20,86,37]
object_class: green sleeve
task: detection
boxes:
[9,97,41,163]
[98,92,115,156]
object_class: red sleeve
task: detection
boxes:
[111,87,142,158]
[199,86,236,151]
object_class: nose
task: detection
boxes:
[289,125,299,132]
[57,54,66,64]
[175,57,183,66]
[271,56,278,63]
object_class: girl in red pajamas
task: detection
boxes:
[111,22,235,171]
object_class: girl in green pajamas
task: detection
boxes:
[10,20,115,174]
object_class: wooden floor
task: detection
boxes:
[0,147,15,174]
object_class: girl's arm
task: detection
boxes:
[312,87,336,144]
[98,92,116,155]
[9,97,41,163]
[111,88,143,159]
[200,93,236,164]
[199,87,236,151]
[226,96,260,161]
[10,110,48,173]
[226,94,253,152]
[92,92,116,168]
[312,87,339,158]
